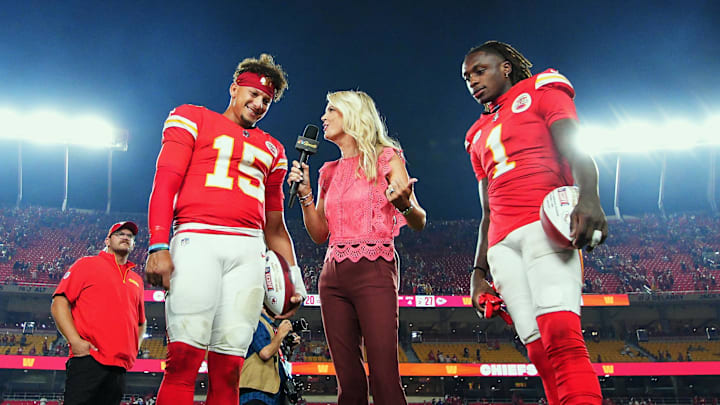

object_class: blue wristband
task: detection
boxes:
[148,243,170,254]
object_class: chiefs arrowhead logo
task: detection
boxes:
[511,93,532,113]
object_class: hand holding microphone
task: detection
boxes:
[288,161,312,203]
[288,124,320,208]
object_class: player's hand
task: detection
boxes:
[570,193,608,251]
[275,293,304,320]
[385,175,418,212]
[145,250,173,290]
[277,320,293,338]
[470,272,497,318]
[69,337,97,357]
[287,161,312,198]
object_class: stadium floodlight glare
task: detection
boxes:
[2,107,128,212]
[579,113,720,155]
[577,121,657,154]
[656,119,701,151]
[577,125,612,154]
[0,108,126,150]
[708,114,720,127]
[664,116,709,151]
[618,121,659,153]
[702,114,720,145]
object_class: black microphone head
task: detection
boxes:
[289,124,320,208]
[295,124,320,155]
[303,124,320,141]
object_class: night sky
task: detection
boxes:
[1,1,719,219]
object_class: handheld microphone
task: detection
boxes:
[288,124,320,208]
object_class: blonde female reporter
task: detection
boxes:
[287,90,425,405]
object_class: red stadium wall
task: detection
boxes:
[1,355,718,376]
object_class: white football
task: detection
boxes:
[539,186,580,249]
[263,250,296,317]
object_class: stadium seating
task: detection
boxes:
[581,214,720,294]
[640,340,720,362]
[298,340,408,363]
[139,337,167,359]
[585,339,648,363]
[412,342,527,363]
[1,208,719,295]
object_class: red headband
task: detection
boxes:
[235,72,276,99]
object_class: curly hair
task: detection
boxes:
[466,41,533,85]
[326,90,401,182]
[233,53,288,101]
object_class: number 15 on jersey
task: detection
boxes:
[205,134,273,202]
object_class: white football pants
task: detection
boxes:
[166,227,266,356]
[487,220,583,344]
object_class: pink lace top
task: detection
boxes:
[318,147,407,263]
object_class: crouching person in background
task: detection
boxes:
[240,307,301,405]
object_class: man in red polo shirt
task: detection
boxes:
[52,221,146,405]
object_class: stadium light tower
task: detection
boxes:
[578,113,720,218]
[707,115,720,213]
[0,108,127,213]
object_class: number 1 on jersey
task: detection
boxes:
[486,124,516,179]
[206,135,234,189]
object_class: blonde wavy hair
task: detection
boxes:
[326,90,401,181]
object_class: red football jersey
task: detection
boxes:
[53,251,145,370]
[149,104,288,244]
[465,69,577,247]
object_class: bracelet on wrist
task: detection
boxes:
[148,243,170,254]
[399,204,414,216]
[298,192,313,201]
[472,266,488,277]
[301,197,314,207]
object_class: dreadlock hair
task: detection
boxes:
[233,54,288,101]
[466,41,533,85]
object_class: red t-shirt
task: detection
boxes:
[53,251,145,370]
[465,69,577,247]
[148,104,288,244]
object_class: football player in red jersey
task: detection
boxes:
[145,54,306,405]
[462,41,608,405]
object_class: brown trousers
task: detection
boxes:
[319,257,407,405]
